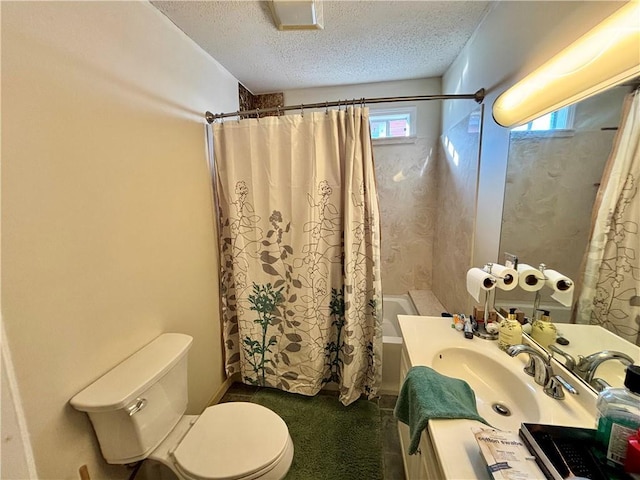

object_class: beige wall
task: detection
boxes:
[1,2,238,479]
[437,1,626,313]
[285,79,442,294]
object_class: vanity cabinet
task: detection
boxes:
[397,346,445,480]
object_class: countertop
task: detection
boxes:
[398,314,597,480]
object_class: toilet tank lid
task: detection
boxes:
[70,333,193,413]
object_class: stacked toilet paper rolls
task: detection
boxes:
[491,264,519,291]
[466,268,497,302]
[545,269,574,307]
[517,264,545,292]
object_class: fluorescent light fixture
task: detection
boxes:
[268,0,323,31]
[493,1,640,127]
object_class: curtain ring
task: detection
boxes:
[325,101,329,115]
[236,111,241,123]
[256,108,260,122]
[301,103,304,117]
[276,106,281,117]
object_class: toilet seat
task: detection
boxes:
[172,402,292,480]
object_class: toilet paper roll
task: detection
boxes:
[491,264,519,291]
[517,264,545,292]
[466,268,497,303]
[545,269,574,307]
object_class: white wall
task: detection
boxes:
[1,2,238,478]
[285,79,442,293]
[442,1,626,271]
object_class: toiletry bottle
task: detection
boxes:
[531,309,557,350]
[453,314,465,331]
[595,365,640,468]
[498,308,522,351]
[625,428,640,474]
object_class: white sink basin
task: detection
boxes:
[432,347,540,430]
[398,315,597,428]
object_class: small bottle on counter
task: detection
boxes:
[498,308,522,351]
[596,365,640,468]
[530,309,557,350]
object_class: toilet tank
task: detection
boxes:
[70,333,193,464]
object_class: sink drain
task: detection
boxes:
[491,403,512,416]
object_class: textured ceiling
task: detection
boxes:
[151,1,490,94]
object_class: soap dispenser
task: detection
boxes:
[531,309,557,350]
[498,308,522,352]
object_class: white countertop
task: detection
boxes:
[398,315,598,480]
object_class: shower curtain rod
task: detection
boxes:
[205,88,485,123]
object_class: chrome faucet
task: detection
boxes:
[507,344,578,400]
[574,350,634,387]
[507,345,553,385]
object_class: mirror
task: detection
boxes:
[495,83,639,392]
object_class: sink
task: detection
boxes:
[397,315,599,480]
[432,347,540,430]
[398,315,597,429]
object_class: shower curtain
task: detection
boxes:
[577,89,640,346]
[212,107,382,405]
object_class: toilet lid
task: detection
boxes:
[173,402,290,480]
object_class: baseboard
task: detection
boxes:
[378,388,400,396]
[206,372,241,407]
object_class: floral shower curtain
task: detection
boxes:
[212,107,382,405]
[576,89,640,346]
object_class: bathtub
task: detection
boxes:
[381,294,418,394]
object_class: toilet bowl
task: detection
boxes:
[150,403,294,480]
[69,334,293,480]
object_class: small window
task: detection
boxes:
[369,107,416,140]
[512,105,575,133]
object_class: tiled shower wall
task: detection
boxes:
[374,136,438,294]
[432,108,482,315]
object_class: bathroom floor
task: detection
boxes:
[135,384,405,480]
[220,383,406,480]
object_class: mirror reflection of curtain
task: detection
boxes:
[577,89,640,346]
[212,108,382,405]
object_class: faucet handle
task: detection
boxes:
[548,344,576,371]
[592,378,611,392]
[544,374,578,400]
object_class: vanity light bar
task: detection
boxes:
[493,1,640,128]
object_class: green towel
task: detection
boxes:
[394,366,489,454]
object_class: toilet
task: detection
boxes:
[70,334,294,480]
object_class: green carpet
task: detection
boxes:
[251,388,383,480]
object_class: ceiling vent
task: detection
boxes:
[268,0,324,31]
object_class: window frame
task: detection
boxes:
[510,105,576,138]
[369,106,417,145]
